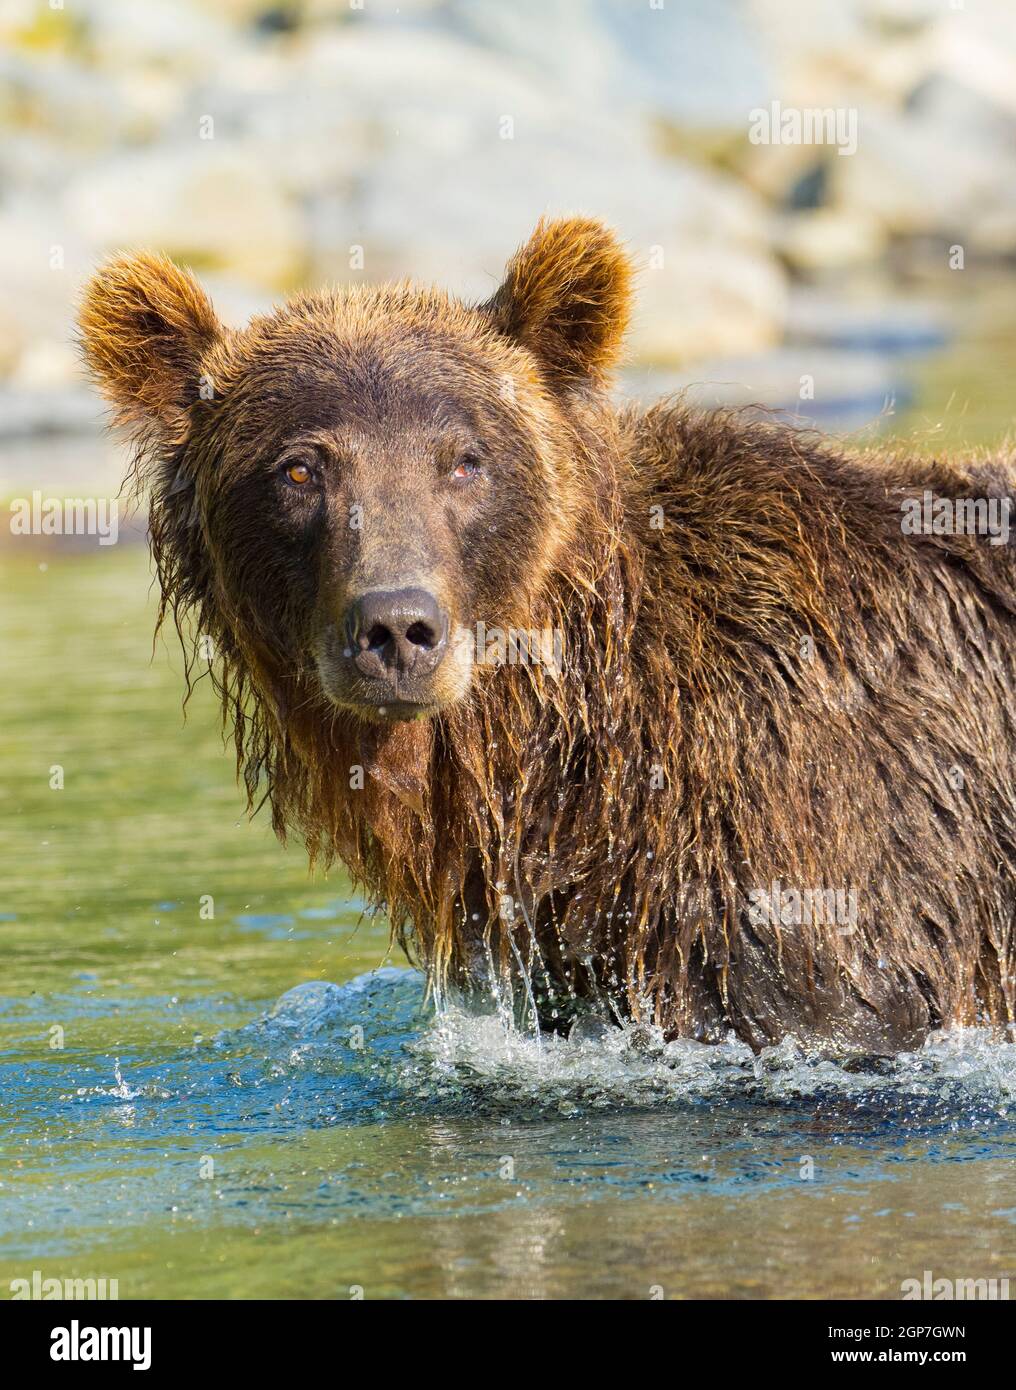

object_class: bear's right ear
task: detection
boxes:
[481,217,633,391]
[78,253,222,438]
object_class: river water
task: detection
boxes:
[2,550,1014,1298]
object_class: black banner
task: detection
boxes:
[1,1299,1002,1375]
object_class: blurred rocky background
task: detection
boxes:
[3,0,1016,513]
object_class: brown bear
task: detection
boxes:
[79,217,1016,1054]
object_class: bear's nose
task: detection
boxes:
[345,587,449,680]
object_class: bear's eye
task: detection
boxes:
[282,460,314,487]
[450,452,481,482]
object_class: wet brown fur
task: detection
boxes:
[79,218,1016,1052]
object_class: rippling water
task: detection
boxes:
[2,546,1015,1299]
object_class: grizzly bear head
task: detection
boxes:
[79,218,632,727]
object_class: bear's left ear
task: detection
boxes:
[481,217,633,390]
[78,252,223,440]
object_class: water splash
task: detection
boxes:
[247,971,1016,1127]
[111,1057,132,1099]
[4,970,1014,1273]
